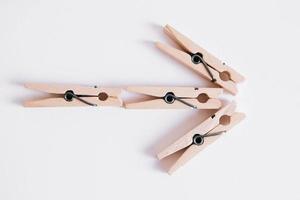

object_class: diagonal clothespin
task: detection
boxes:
[24,83,123,107]
[125,86,223,109]
[157,102,245,174]
[156,25,245,95]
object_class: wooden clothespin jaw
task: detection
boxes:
[157,102,245,174]
[24,83,123,107]
[156,25,245,95]
[125,86,223,109]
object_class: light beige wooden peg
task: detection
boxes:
[156,25,245,95]
[157,102,245,174]
[125,86,223,109]
[24,83,123,107]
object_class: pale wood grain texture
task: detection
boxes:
[156,102,245,174]
[157,24,245,95]
[157,103,235,159]
[168,112,245,174]
[125,86,222,109]
[24,83,123,107]
[127,86,222,98]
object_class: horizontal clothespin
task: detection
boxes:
[24,83,123,107]
[156,25,245,95]
[157,102,245,174]
[125,86,222,109]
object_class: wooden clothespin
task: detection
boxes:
[156,25,245,95]
[157,102,245,174]
[125,86,223,109]
[24,83,123,107]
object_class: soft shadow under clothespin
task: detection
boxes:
[125,86,223,109]
[156,25,245,95]
[23,83,123,107]
[157,102,245,174]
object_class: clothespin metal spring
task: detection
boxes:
[192,131,226,146]
[64,90,109,107]
[190,52,216,83]
[163,92,197,109]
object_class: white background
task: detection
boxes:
[0,0,300,199]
